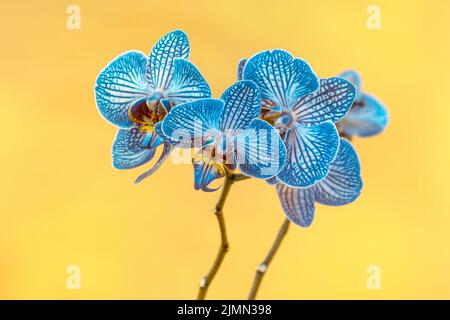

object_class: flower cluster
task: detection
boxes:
[95,30,388,227]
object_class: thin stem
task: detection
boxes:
[248,218,290,300]
[196,171,249,300]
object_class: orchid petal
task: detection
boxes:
[160,98,173,112]
[193,148,226,192]
[234,119,286,179]
[237,58,247,81]
[266,177,278,185]
[243,50,319,109]
[142,130,164,150]
[95,51,151,128]
[338,93,388,137]
[220,80,261,131]
[315,139,362,205]
[112,127,155,169]
[277,122,339,187]
[161,99,223,148]
[292,78,355,125]
[148,30,190,91]
[338,70,362,99]
[276,183,315,227]
[153,121,171,142]
[166,58,211,105]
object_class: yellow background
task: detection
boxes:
[1,0,449,299]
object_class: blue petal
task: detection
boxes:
[148,30,190,91]
[338,70,362,99]
[276,183,315,227]
[141,122,165,149]
[237,58,247,81]
[112,127,156,169]
[95,51,151,128]
[161,98,224,148]
[339,93,388,137]
[153,121,171,142]
[220,80,261,131]
[314,139,362,205]
[234,119,286,179]
[193,148,226,192]
[243,50,319,109]
[166,58,211,105]
[160,98,173,112]
[266,176,278,185]
[134,141,173,184]
[142,130,164,149]
[277,122,339,187]
[292,78,356,125]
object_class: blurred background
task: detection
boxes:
[0,0,449,299]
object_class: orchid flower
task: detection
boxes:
[242,50,356,187]
[95,30,211,183]
[161,80,286,191]
[336,70,388,138]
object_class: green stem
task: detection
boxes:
[248,218,290,300]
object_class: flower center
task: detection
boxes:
[128,93,168,130]
[275,109,295,128]
[213,135,235,165]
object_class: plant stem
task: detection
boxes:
[247,218,290,300]
[196,171,249,300]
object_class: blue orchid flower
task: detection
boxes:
[274,138,362,227]
[336,70,388,138]
[241,50,356,188]
[161,80,287,191]
[95,30,211,183]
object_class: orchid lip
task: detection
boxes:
[129,94,168,128]
[275,110,296,128]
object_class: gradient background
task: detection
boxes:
[1,0,449,299]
